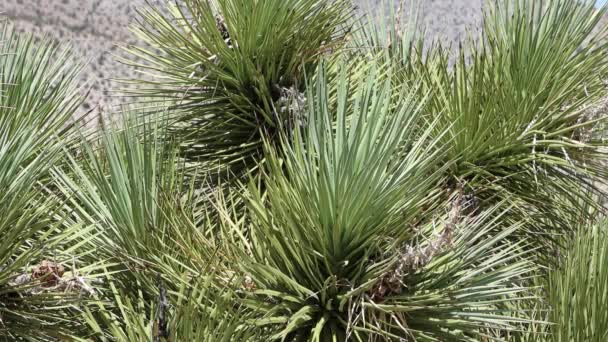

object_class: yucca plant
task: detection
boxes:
[506,211,608,342]
[430,0,608,209]
[360,0,608,252]
[4,0,608,340]
[545,219,608,342]
[0,23,95,340]
[215,63,536,341]
[121,0,354,181]
[52,111,213,296]
[78,260,269,341]
[50,110,251,339]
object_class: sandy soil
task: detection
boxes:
[1,0,483,114]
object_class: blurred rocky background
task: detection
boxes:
[0,0,483,115]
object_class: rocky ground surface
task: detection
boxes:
[1,0,483,116]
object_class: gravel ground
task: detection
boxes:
[1,0,484,115]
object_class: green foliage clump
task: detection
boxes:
[0,24,90,340]
[123,0,353,180]
[2,0,608,341]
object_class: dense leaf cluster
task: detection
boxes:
[1,0,608,341]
